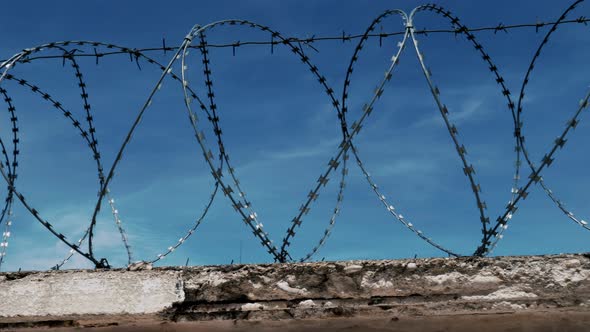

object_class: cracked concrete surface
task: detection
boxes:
[0,270,184,316]
[0,254,589,330]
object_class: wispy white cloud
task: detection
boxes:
[372,158,439,177]
[412,98,486,128]
[266,137,341,161]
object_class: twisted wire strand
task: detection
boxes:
[83,32,230,267]
[3,16,590,65]
[50,46,132,268]
[184,24,283,262]
[0,45,132,268]
[132,32,226,266]
[181,20,353,263]
[486,0,590,255]
[293,8,407,263]
[409,8,490,245]
[1,68,114,268]
[66,52,133,265]
[178,19,355,263]
[0,87,18,269]
[403,4,523,256]
[0,59,109,267]
[19,41,222,268]
[514,0,589,228]
[339,9,462,257]
[139,44,222,266]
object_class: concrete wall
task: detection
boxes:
[0,270,183,317]
[1,254,590,331]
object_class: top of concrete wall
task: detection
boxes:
[1,254,589,330]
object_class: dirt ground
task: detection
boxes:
[6,310,589,332]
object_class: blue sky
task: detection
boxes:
[0,0,589,271]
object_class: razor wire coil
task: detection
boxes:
[0,1,588,270]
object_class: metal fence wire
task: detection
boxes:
[0,1,589,270]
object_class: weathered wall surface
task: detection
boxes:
[1,254,589,331]
[0,270,183,317]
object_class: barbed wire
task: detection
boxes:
[2,16,590,64]
[0,0,588,270]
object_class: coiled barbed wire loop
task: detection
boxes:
[483,0,590,256]
[0,42,223,269]
[0,0,588,270]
